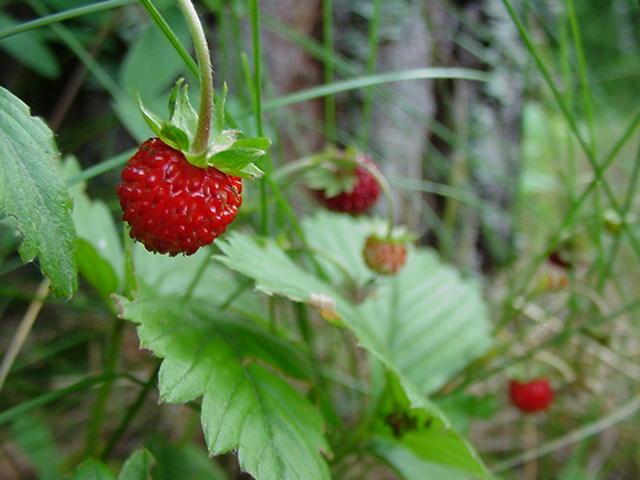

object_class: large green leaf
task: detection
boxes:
[214,221,492,477]
[117,450,155,480]
[0,87,77,297]
[65,157,123,297]
[11,415,61,480]
[70,450,154,480]
[146,436,229,480]
[118,296,330,480]
[369,434,486,480]
[215,224,493,398]
[71,460,115,480]
[302,211,374,289]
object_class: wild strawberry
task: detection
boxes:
[307,148,381,215]
[118,79,269,256]
[363,235,407,275]
[509,378,554,413]
[118,139,242,256]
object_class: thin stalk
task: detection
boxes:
[360,0,381,147]
[597,142,640,290]
[262,68,489,113]
[322,0,336,141]
[498,110,640,331]
[0,0,133,40]
[500,0,640,263]
[84,318,124,457]
[101,362,160,459]
[0,279,50,393]
[28,0,121,98]
[177,0,213,156]
[139,0,199,78]
[183,251,212,301]
[249,0,271,237]
[294,303,340,426]
[0,374,142,427]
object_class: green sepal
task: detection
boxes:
[367,222,416,244]
[207,148,266,179]
[168,78,198,143]
[303,146,363,197]
[137,78,269,177]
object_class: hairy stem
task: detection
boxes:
[177,0,213,156]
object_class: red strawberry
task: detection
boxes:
[118,138,242,256]
[509,378,554,413]
[363,235,407,275]
[315,154,381,215]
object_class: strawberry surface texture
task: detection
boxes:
[118,138,242,255]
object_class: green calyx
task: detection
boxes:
[138,79,270,179]
[367,223,415,245]
[303,146,364,197]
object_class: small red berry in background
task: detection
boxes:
[308,149,381,215]
[316,160,380,214]
[509,378,554,413]
[363,235,407,275]
[118,138,242,256]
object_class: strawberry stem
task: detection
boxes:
[358,157,396,239]
[177,0,213,157]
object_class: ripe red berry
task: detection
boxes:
[118,138,242,256]
[316,157,381,215]
[509,378,554,413]
[363,235,407,275]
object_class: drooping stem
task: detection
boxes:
[177,0,213,157]
[359,158,396,239]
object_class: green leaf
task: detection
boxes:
[120,7,191,99]
[118,449,155,480]
[302,211,375,288]
[70,450,154,480]
[65,157,123,297]
[118,296,330,480]
[71,459,115,480]
[146,437,229,480]
[0,14,60,78]
[369,433,488,480]
[10,415,61,480]
[351,249,493,396]
[0,87,77,298]
[216,225,493,398]
[215,233,338,304]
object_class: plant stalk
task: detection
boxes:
[177,0,213,157]
[0,279,50,393]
